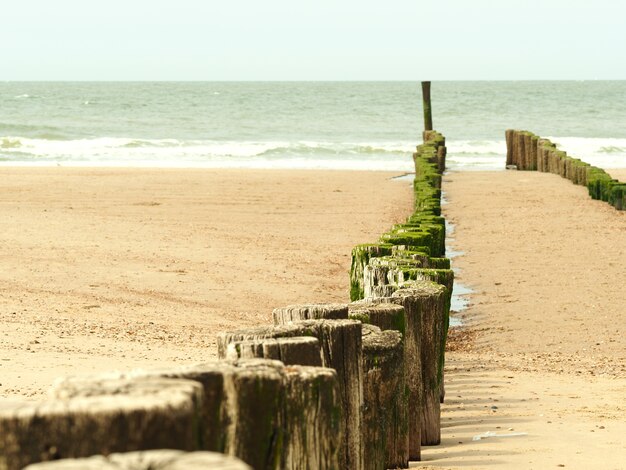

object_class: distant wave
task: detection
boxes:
[1,135,624,170]
[544,136,626,168]
[445,137,626,170]
[0,122,65,138]
[0,136,417,170]
[599,146,626,154]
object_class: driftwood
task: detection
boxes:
[225,336,322,366]
[217,320,363,470]
[272,303,348,324]
[361,325,408,469]
[23,450,252,469]
[0,378,203,470]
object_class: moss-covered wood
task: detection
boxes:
[1,378,203,470]
[349,244,393,301]
[273,303,348,324]
[23,450,253,470]
[361,325,408,469]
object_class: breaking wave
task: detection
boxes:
[1,136,624,170]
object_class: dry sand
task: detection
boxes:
[2,166,625,469]
[0,167,412,398]
[429,169,626,470]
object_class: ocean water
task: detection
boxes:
[2,81,626,171]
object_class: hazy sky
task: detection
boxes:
[3,0,625,80]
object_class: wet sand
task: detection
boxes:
[0,167,412,398]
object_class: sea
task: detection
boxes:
[2,81,626,171]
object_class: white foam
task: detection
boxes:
[546,136,626,168]
[1,135,624,171]
[0,136,415,171]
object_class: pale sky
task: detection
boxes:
[2,0,625,80]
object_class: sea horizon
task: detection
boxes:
[2,81,626,171]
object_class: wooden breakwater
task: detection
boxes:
[0,132,452,470]
[349,129,453,462]
[506,129,626,210]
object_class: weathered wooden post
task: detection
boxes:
[272,303,348,324]
[225,336,322,366]
[1,378,203,470]
[505,129,515,167]
[349,301,406,334]
[283,366,343,469]
[361,324,409,469]
[216,324,304,358]
[52,362,284,470]
[218,320,364,470]
[350,243,393,301]
[421,81,433,132]
[52,359,342,470]
[410,282,447,445]
[23,450,252,470]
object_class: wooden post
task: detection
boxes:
[388,290,422,460]
[51,359,343,470]
[291,319,364,470]
[216,324,304,358]
[349,301,406,334]
[421,81,433,131]
[225,336,322,367]
[350,244,393,301]
[361,325,409,469]
[23,450,253,470]
[218,320,364,470]
[1,378,203,470]
[52,362,285,469]
[283,366,343,470]
[273,303,348,324]
[505,129,515,167]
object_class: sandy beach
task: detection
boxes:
[1,165,625,469]
[429,169,626,469]
[0,167,412,398]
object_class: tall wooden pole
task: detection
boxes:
[421,81,433,131]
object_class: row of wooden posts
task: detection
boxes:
[506,129,626,210]
[0,132,452,470]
